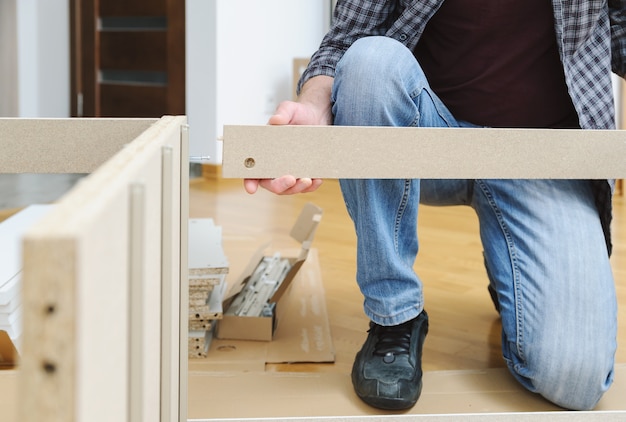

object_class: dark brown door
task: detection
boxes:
[70,0,185,117]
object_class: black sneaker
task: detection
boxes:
[351,311,429,410]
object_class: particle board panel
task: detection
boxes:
[15,116,188,422]
[0,118,157,173]
[0,370,18,421]
[188,364,626,421]
[221,125,626,179]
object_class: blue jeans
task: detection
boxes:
[331,36,617,410]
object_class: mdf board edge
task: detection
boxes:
[178,124,190,422]
[160,122,189,422]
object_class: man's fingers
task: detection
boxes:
[272,178,323,195]
[244,177,298,195]
[302,178,324,193]
[259,176,298,194]
[245,176,323,195]
[243,179,260,194]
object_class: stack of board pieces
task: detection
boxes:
[188,219,228,358]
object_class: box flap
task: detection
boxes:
[289,202,323,259]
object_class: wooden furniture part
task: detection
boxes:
[0,116,189,422]
[222,125,626,179]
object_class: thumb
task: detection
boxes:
[268,101,299,125]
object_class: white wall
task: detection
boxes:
[187,0,327,163]
[34,0,70,117]
[0,0,70,117]
[613,74,624,129]
[186,0,218,161]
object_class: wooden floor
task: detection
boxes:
[190,176,626,374]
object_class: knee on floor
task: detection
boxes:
[511,351,614,411]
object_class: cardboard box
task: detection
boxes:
[216,202,323,342]
[189,245,335,370]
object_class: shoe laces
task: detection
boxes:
[371,320,412,362]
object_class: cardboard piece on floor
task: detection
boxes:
[188,363,626,420]
[189,247,335,371]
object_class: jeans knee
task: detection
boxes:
[510,352,614,410]
[339,36,411,72]
[335,36,422,95]
[333,36,431,126]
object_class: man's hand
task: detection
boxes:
[243,76,333,195]
[243,175,322,195]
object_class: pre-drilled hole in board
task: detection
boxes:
[244,157,256,168]
[42,361,57,374]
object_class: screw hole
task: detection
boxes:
[42,361,56,374]
[45,304,56,315]
[244,157,256,168]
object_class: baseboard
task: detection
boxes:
[201,164,222,180]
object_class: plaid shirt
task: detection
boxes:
[301,0,626,254]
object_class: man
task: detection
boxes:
[244,0,626,411]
